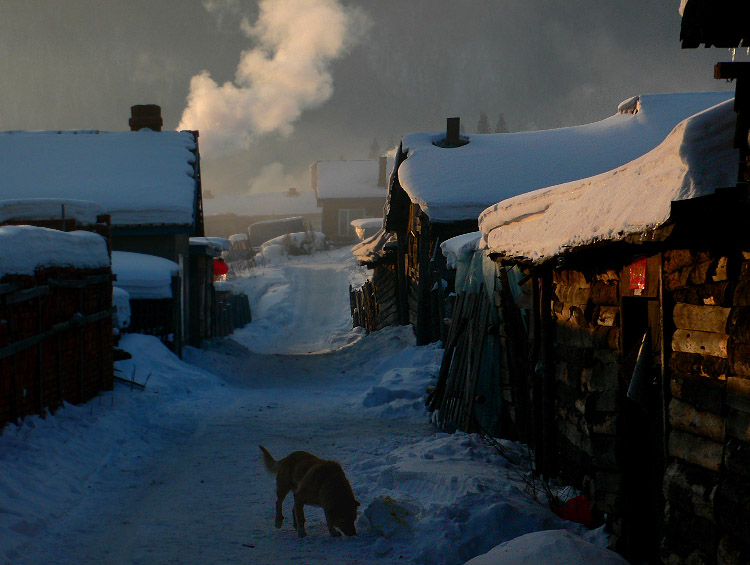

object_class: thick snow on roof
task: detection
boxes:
[0,130,198,227]
[112,251,180,300]
[0,226,110,277]
[315,159,393,200]
[398,92,733,223]
[441,231,482,270]
[189,236,231,251]
[203,190,319,217]
[0,199,106,225]
[352,228,397,264]
[480,98,738,263]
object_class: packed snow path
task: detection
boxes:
[3,248,621,564]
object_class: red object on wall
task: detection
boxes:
[213,258,228,276]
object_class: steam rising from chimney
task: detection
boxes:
[178,0,368,156]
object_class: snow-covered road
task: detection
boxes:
[2,247,626,564]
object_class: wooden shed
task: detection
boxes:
[0,225,113,428]
[474,93,747,562]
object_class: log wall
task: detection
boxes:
[661,248,750,564]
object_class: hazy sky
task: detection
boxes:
[0,1,742,196]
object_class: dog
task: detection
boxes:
[259,445,359,538]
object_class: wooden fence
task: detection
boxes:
[0,267,114,427]
[214,291,252,338]
[427,289,494,433]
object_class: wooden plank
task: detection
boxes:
[0,308,114,360]
[3,285,50,305]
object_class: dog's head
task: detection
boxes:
[332,499,360,536]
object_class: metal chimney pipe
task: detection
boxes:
[446,117,460,145]
[378,156,388,187]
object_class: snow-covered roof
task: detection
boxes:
[112,251,180,300]
[314,159,393,200]
[203,190,320,217]
[352,228,397,264]
[0,199,106,225]
[397,92,733,223]
[440,231,482,270]
[350,217,383,229]
[189,236,231,251]
[479,98,738,264]
[0,130,199,227]
[0,225,110,277]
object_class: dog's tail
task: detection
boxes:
[259,445,279,475]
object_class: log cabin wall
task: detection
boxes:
[548,266,626,538]
[661,247,750,564]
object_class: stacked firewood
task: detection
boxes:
[551,268,623,527]
[662,248,750,564]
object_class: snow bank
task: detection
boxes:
[0,130,198,226]
[397,92,733,223]
[111,251,180,299]
[0,333,225,561]
[480,97,738,263]
[256,231,327,261]
[465,529,628,564]
[0,198,105,225]
[0,225,110,277]
[112,286,131,330]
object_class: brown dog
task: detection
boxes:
[259,445,360,537]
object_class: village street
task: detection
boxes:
[3,248,617,565]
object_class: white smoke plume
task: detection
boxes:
[248,162,305,194]
[179,0,369,155]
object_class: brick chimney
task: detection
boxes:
[129,104,163,132]
[378,156,388,188]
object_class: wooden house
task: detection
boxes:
[0,105,208,353]
[312,157,391,244]
[464,92,748,562]
[384,94,732,345]
[0,225,113,428]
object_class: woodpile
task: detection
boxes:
[661,248,750,564]
[550,268,623,524]
[427,289,498,434]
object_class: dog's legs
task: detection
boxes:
[293,497,307,537]
[275,483,289,529]
[324,510,342,537]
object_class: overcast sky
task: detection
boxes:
[0,1,743,196]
